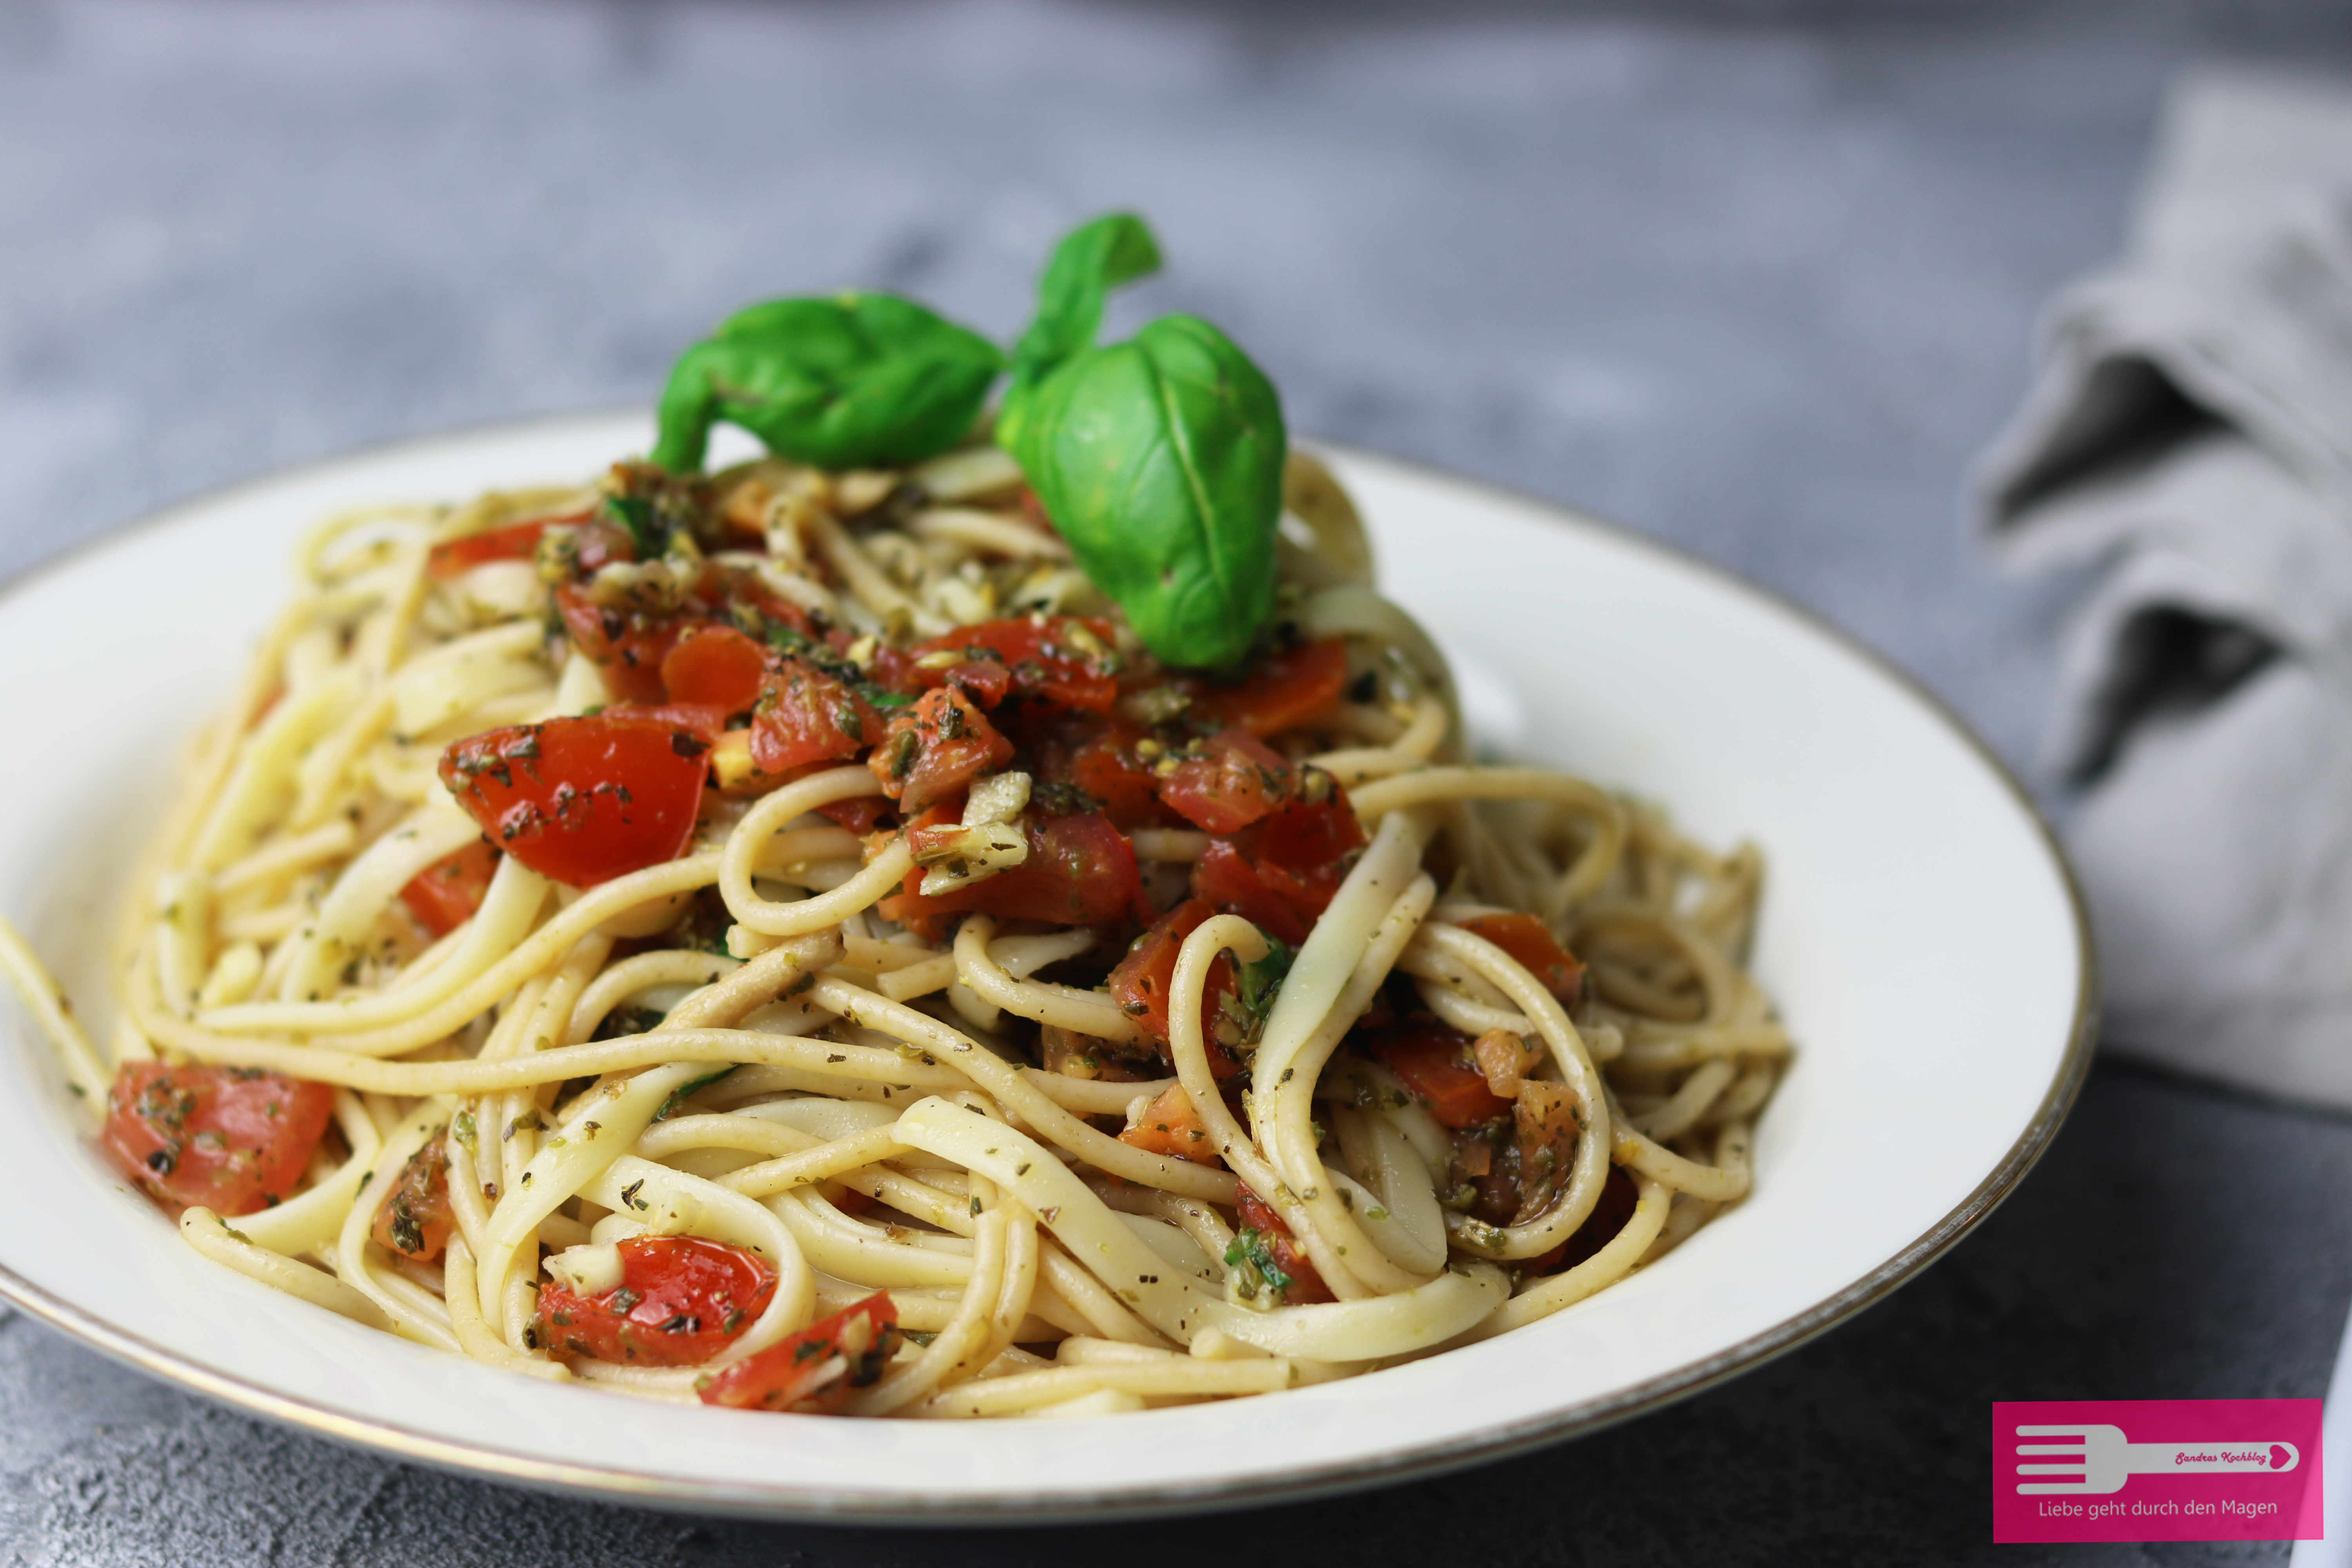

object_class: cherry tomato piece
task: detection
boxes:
[1156,728,1295,834]
[1252,794,1368,920]
[1362,1021,1514,1129]
[426,517,555,579]
[439,715,709,887]
[398,838,502,938]
[883,812,1143,934]
[1232,1187,1334,1305]
[1106,899,1237,1062]
[1190,840,1308,946]
[909,617,1120,714]
[750,659,885,777]
[867,686,1012,814]
[370,1133,455,1262]
[661,624,769,713]
[102,1063,336,1217]
[1183,638,1349,736]
[698,1292,902,1413]
[1118,1083,1221,1166]
[552,584,696,704]
[1457,911,1583,1002]
[539,1235,776,1367]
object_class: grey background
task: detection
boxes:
[3,1,2349,1562]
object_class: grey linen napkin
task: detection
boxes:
[1977,69,2352,1108]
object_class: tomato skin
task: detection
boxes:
[661,624,769,713]
[1190,841,1308,946]
[867,686,1012,814]
[1117,1083,1221,1165]
[882,812,1143,933]
[397,838,502,938]
[815,796,893,835]
[1183,638,1349,736]
[740,659,879,777]
[553,584,689,705]
[1252,794,1367,920]
[539,1236,776,1367]
[1156,728,1295,834]
[1232,1187,1334,1305]
[1363,1022,1514,1129]
[370,1134,455,1262]
[909,617,1120,714]
[1457,912,1583,1002]
[1105,899,1238,1068]
[1033,719,1176,829]
[439,715,709,887]
[102,1063,336,1217]
[699,1292,901,1413]
[426,517,553,579]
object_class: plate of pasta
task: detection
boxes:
[0,216,2091,1518]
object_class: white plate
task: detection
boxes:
[0,412,2093,1520]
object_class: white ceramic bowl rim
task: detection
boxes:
[0,413,2096,1521]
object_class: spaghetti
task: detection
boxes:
[3,442,1788,1418]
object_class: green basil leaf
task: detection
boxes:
[1002,313,1285,670]
[1007,212,1162,396]
[651,292,1003,474]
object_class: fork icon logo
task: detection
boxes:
[2014,1424,2300,1494]
[1991,1400,2322,1544]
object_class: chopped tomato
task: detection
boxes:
[1252,793,1367,920]
[882,812,1143,934]
[397,838,501,938]
[1191,841,1308,946]
[1106,899,1240,1071]
[1156,728,1294,834]
[553,584,695,704]
[539,1235,775,1367]
[749,659,884,776]
[661,624,769,713]
[699,1292,901,1413]
[867,686,1012,814]
[603,701,733,747]
[815,796,893,835]
[909,617,1120,714]
[439,715,709,887]
[1363,1021,1514,1129]
[426,517,554,579]
[1118,1083,1221,1165]
[1231,1187,1334,1305]
[1183,638,1349,736]
[1458,912,1583,1002]
[102,1063,336,1217]
[370,1133,455,1262]
[1034,719,1175,829]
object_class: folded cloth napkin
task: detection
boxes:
[1976,69,2352,1108]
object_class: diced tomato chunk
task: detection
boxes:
[882,812,1142,934]
[908,617,1120,714]
[1231,1187,1334,1305]
[699,1292,902,1413]
[1034,719,1174,829]
[1458,912,1584,1002]
[1183,638,1349,736]
[1363,1021,1515,1129]
[1191,841,1308,946]
[539,1235,775,1367]
[1156,728,1295,834]
[398,838,501,938]
[553,584,694,704]
[867,686,1012,814]
[1118,1083,1222,1165]
[661,624,769,713]
[815,796,893,835]
[102,1063,336,1217]
[439,715,708,887]
[370,1133,456,1262]
[747,659,882,776]
[1252,794,1367,919]
[1106,898,1241,1072]
[426,517,553,579]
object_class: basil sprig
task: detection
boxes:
[996,215,1286,670]
[650,214,1288,670]
[651,292,1003,474]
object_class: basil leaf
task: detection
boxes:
[1001,313,1285,670]
[1007,212,1162,394]
[652,292,1003,474]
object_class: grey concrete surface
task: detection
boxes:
[4,1,2351,1562]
